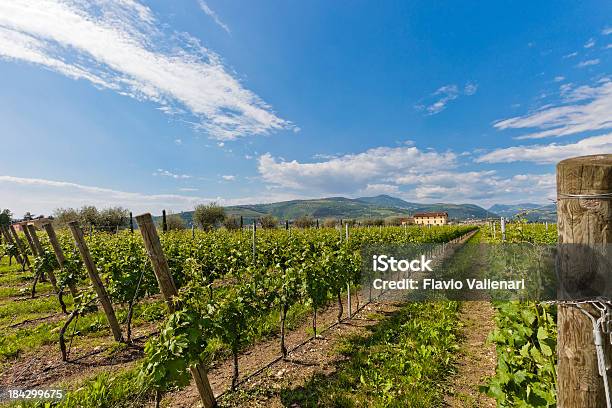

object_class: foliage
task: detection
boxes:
[294,215,316,229]
[223,215,241,230]
[362,218,385,226]
[279,302,460,407]
[259,214,278,229]
[0,208,12,226]
[53,206,129,230]
[480,222,558,407]
[193,202,226,230]
[164,214,186,231]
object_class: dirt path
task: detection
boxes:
[165,294,396,408]
[444,301,497,408]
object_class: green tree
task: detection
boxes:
[260,214,278,229]
[165,214,186,231]
[0,209,12,226]
[193,202,226,230]
[223,215,241,230]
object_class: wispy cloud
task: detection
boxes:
[563,51,578,59]
[584,38,596,48]
[476,133,612,164]
[554,76,565,82]
[577,58,601,68]
[196,0,231,34]
[221,175,236,181]
[153,169,192,179]
[416,82,478,115]
[494,79,612,139]
[0,1,292,140]
[603,27,612,35]
[0,175,301,216]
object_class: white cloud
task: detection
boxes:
[563,51,578,58]
[494,80,612,139]
[603,27,612,35]
[0,175,301,216]
[221,175,235,181]
[0,1,292,140]
[153,169,192,179]
[178,187,198,192]
[476,133,612,164]
[196,0,231,34]
[464,82,478,95]
[258,146,457,193]
[584,38,596,48]
[174,138,183,145]
[256,145,555,205]
[577,59,601,68]
[554,76,565,82]
[417,82,478,115]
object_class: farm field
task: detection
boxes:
[0,223,483,407]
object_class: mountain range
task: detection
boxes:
[166,195,516,225]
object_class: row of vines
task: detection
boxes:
[2,223,475,405]
[481,221,558,407]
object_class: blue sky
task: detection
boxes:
[0,0,611,216]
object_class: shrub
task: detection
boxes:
[323,218,338,228]
[165,214,186,231]
[193,202,226,230]
[294,215,316,229]
[362,218,385,226]
[223,215,241,230]
[260,215,278,229]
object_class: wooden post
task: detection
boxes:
[10,225,30,268]
[162,210,167,233]
[557,154,612,407]
[285,220,289,230]
[500,217,506,241]
[22,224,38,257]
[240,215,243,229]
[192,225,195,239]
[129,212,134,233]
[68,221,123,342]
[135,213,216,408]
[346,223,351,318]
[26,224,59,291]
[316,219,319,229]
[252,222,257,263]
[42,222,79,297]
[1,225,25,267]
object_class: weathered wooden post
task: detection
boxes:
[68,221,123,342]
[42,222,79,297]
[191,225,195,239]
[129,212,134,233]
[162,209,167,233]
[240,215,243,230]
[500,217,506,242]
[316,219,319,229]
[557,154,612,407]
[346,223,351,318]
[10,225,30,269]
[22,223,47,282]
[135,213,216,408]
[252,221,257,263]
[285,220,289,230]
[26,224,66,312]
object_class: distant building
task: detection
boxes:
[413,212,448,226]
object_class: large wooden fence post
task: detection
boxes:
[41,222,79,297]
[136,213,216,408]
[68,221,123,342]
[557,154,612,407]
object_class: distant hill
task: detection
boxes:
[163,195,497,225]
[488,203,556,222]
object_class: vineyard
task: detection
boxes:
[0,221,478,407]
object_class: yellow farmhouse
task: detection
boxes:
[412,212,448,226]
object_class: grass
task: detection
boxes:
[277,301,461,408]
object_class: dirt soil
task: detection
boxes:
[165,295,400,408]
[444,301,497,408]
